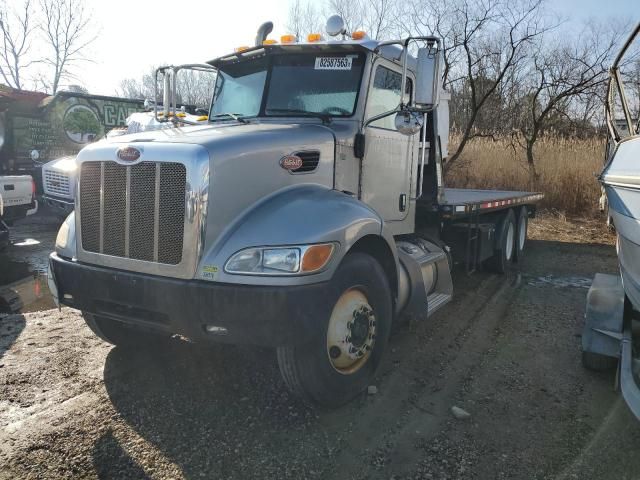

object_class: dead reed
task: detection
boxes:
[445,134,605,216]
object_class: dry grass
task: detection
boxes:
[446,135,605,216]
[528,210,615,245]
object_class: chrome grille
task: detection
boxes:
[79,161,186,265]
[44,169,72,196]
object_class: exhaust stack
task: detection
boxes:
[255,21,274,46]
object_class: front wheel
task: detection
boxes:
[277,252,393,407]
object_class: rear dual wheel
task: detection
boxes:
[514,206,528,262]
[486,207,528,273]
[277,252,392,407]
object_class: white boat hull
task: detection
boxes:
[603,137,640,310]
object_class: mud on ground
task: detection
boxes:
[1,211,639,479]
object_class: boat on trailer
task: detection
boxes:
[582,22,640,419]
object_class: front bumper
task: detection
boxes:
[49,253,332,347]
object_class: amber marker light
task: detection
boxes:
[281,34,296,44]
[301,244,335,272]
[234,46,250,53]
[307,33,322,42]
[352,31,367,40]
[263,39,277,45]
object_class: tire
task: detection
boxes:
[82,312,168,348]
[582,351,618,372]
[277,252,393,407]
[485,209,516,274]
[514,207,528,262]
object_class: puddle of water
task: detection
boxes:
[12,238,41,247]
[527,275,592,289]
[0,272,55,314]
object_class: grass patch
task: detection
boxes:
[445,135,605,216]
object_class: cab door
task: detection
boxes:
[361,61,414,223]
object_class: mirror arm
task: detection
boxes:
[417,111,428,199]
[362,107,401,131]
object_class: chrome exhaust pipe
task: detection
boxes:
[255,21,273,46]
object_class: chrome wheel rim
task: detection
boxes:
[505,222,515,261]
[326,288,376,375]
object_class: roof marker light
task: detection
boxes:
[281,34,296,44]
[352,30,367,40]
[263,39,277,45]
[234,46,250,53]
[307,33,322,42]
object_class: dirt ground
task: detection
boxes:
[1,209,639,479]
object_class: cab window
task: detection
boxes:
[367,65,412,130]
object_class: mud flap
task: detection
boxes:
[582,273,624,359]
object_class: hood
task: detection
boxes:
[99,120,330,147]
[78,120,337,259]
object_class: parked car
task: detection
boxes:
[0,174,37,224]
[0,174,37,250]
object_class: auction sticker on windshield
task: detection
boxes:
[315,57,353,70]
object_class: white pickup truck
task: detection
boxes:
[0,175,37,250]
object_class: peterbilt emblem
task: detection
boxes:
[117,146,141,162]
[280,155,303,171]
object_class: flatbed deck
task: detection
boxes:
[438,188,544,218]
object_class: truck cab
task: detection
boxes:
[49,16,541,407]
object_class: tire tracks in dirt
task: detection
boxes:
[324,270,523,478]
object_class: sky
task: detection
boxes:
[69,0,637,97]
[80,0,290,96]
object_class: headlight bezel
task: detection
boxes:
[224,243,336,276]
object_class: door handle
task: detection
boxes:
[399,193,407,212]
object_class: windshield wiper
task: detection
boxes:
[267,109,331,124]
[210,112,249,124]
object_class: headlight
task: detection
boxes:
[55,220,70,249]
[225,243,335,275]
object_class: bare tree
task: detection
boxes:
[288,0,401,41]
[177,69,216,109]
[117,77,144,99]
[40,0,95,93]
[287,0,323,40]
[116,68,158,101]
[514,23,623,181]
[443,0,551,171]
[405,0,466,87]
[0,0,36,89]
[117,66,215,109]
[328,0,399,39]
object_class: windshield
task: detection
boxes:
[210,52,365,121]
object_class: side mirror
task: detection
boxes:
[414,46,440,108]
[394,111,421,136]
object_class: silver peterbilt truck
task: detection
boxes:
[48,17,542,406]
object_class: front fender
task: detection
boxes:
[197,185,393,286]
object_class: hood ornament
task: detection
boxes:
[280,154,303,171]
[117,146,141,162]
